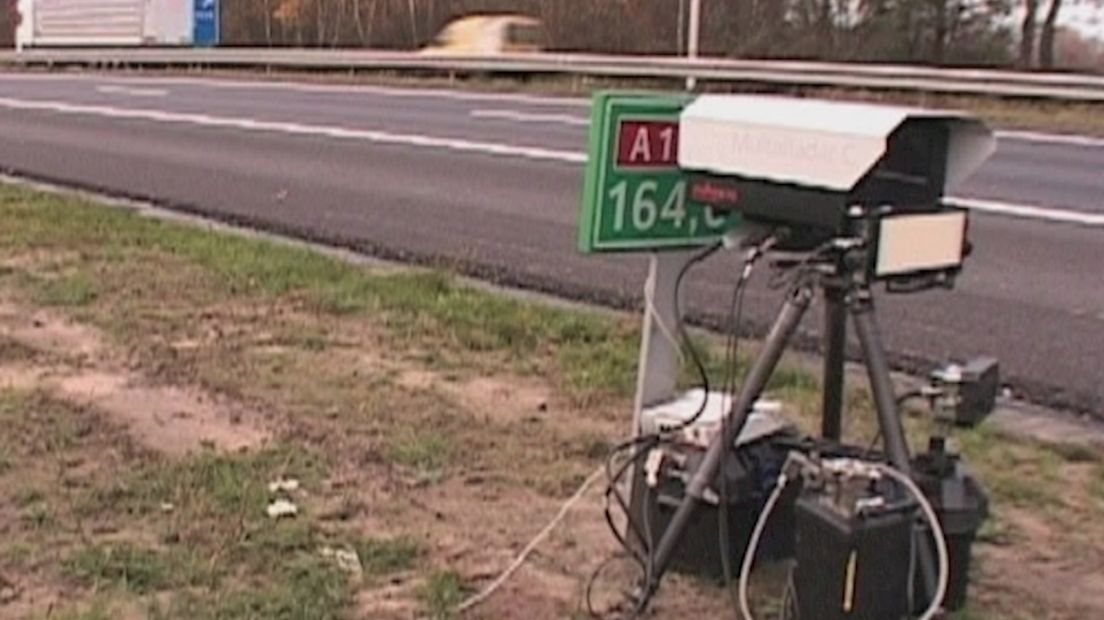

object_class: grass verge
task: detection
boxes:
[0,183,1101,619]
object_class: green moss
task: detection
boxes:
[63,544,172,594]
[387,428,453,477]
[418,570,467,620]
[356,536,424,579]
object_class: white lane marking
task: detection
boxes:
[949,197,1104,227]
[95,84,168,98]
[186,78,590,107]
[997,130,1104,149]
[0,72,589,108]
[0,94,1100,228]
[0,96,586,164]
[8,73,1104,146]
[470,108,589,126]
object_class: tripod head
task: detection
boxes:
[742,199,971,298]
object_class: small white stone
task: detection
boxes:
[333,549,363,576]
[268,478,301,494]
[266,499,298,519]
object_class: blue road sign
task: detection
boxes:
[194,0,220,47]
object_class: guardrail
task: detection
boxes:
[3,48,1104,102]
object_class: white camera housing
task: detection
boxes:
[677,95,995,233]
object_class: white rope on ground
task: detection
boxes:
[456,466,606,615]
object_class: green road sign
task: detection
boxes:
[578,92,740,253]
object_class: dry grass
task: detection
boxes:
[0,184,1102,619]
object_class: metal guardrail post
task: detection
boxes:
[686,0,701,90]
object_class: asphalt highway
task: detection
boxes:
[0,73,1100,413]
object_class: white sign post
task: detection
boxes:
[631,250,696,435]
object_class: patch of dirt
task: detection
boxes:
[0,302,104,362]
[974,498,1104,620]
[0,364,46,391]
[397,371,552,425]
[340,360,731,620]
[0,577,63,620]
[56,371,269,456]
[990,404,1104,447]
[0,251,82,274]
[980,544,1104,618]
[285,353,729,617]
[354,583,421,620]
[367,471,734,620]
[0,300,270,456]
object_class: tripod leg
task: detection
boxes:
[821,283,847,441]
[639,284,815,607]
[850,292,911,472]
[851,292,940,605]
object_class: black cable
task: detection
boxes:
[897,390,926,407]
[603,435,660,567]
[585,554,636,619]
[586,243,729,619]
[639,473,656,620]
[618,242,725,614]
[625,240,773,618]
[588,436,657,618]
[767,240,837,291]
[597,435,661,620]
[598,240,723,552]
[667,241,723,434]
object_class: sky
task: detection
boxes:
[1052,2,1103,41]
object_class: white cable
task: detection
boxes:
[876,464,950,620]
[736,463,950,620]
[738,473,789,620]
[456,466,605,615]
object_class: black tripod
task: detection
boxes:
[634,240,939,613]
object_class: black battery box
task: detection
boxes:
[646,437,796,580]
[793,484,916,620]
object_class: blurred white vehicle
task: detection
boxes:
[421,15,544,55]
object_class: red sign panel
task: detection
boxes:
[616,121,679,169]
[690,178,741,209]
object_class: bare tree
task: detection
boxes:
[352,0,368,45]
[218,0,1013,66]
[931,0,949,63]
[1021,0,1039,67]
[262,0,273,45]
[1039,0,1063,68]
[819,0,836,56]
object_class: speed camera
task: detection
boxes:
[677,95,994,227]
[676,95,995,277]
